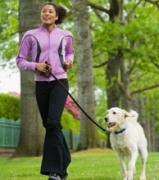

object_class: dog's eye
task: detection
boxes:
[113,111,116,115]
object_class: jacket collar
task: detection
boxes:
[39,24,57,33]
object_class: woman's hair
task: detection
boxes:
[40,2,67,24]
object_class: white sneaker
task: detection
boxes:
[48,173,61,180]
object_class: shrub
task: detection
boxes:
[0,93,20,120]
[62,110,80,133]
[0,94,80,130]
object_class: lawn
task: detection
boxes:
[0,148,158,180]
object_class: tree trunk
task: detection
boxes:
[16,0,45,156]
[120,58,131,110]
[106,0,123,147]
[106,0,123,108]
[106,50,122,108]
[72,0,99,149]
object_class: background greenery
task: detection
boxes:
[0,93,79,132]
[1,0,159,150]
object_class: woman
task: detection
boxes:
[16,2,74,180]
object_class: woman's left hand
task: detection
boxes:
[64,60,72,70]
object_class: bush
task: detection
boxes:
[62,110,80,133]
[0,93,20,120]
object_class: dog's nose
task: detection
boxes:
[108,122,112,126]
[107,122,116,128]
[104,117,108,122]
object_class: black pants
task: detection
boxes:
[35,79,71,177]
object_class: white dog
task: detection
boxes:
[105,107,148,180]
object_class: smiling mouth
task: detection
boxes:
[43,18,51,21]
[107,122,116,128]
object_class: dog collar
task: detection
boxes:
[114,128,126,135]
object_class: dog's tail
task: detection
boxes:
[128,110,139,121]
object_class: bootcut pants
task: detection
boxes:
[35,79,71,177]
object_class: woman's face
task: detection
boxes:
[40,5,58,25]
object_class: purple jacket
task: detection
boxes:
[16,25,74,81]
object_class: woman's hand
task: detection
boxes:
[35,62,52,77]
[35,63,48,73]
[64,60,72,70]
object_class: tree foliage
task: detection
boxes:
[0,0,18,60]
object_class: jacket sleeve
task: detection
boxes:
[65,35,74,63]
[16,34,36,71]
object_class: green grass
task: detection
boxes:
[0,149,158,180]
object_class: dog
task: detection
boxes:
[105,107,148,180]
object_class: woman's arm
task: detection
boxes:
[16,34,37,71]
[64,35,74,69]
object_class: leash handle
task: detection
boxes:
[51,73,106,132]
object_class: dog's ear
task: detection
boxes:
[123,110,130,119]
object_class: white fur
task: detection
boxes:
[106,107,148,180]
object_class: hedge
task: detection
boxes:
[0,93,80,132]
[0,93,20,120]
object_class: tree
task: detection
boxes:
[89,0,159,107]
[88,0,159,149]
[72,0,99,149]
[16,0,45,156]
